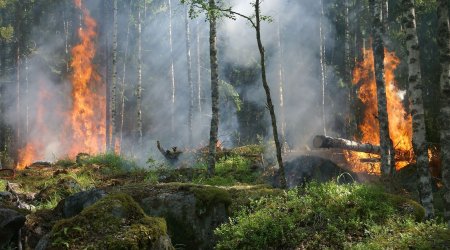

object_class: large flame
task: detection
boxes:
[346,48,413,174]
[17,0,105,169]
[66,0,105,156]
[16,85,51,169]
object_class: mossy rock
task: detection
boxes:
[114,182,281,249]
[384,193,425,221]
[46,193,173,250]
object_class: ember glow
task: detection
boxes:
[17,0,105,168]
[346,48,413,174]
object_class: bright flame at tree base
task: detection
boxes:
[16,0,106,169]
[345,48,413,174]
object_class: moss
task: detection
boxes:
[226,185,283,215]
[48,193,171,250]
[190,186,232,215]
[384,193,425,221]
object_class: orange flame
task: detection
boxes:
[346,48,413,174]
[17,0,105,168]
[17,84,52,169]
[66,0,106,156]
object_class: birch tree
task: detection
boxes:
[110,0,118,151]
[369,0,395,175]
[185,5,194,146]
[402,0,434,219]
[437,0,450,226]
[137,0,143,145]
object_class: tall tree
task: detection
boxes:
[276,15,287,150]
[437,0,450,226]
[137,0,143,145]
[222,0,287,187]
[196,19,202,113]
[320,0,327,136]
[370,0,395,175]
[185,5,194,146]
[110,0,118,151]
[402,0,434,219]
[207,0,219,177]
[168,0,176,134]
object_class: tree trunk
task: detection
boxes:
[207,0,219,177]
[255,0,286,188]
[137,0,143,145]
[104,0,111,151]
[313,135,381,154]
[110,0,118,152]
[185,5,194,146]
[370,0,394,175]
[402,0,434,219]
[382,0,389,31]
[196,19,202,113]
[120,0,133,152]
[168,0,176,134]
[320,0,327,136]
[437,0,450,227]
[277,15,287,150]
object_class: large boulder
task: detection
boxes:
[55,188,106,218]
[0,208,26,248]
[41,193,173,250]
[273,155,358,188]
[122,183,231,250]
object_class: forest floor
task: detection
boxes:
[0,146,449,249]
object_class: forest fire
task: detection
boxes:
[16,0,105,169]
[66,0,106,156]
[346,48,413,174]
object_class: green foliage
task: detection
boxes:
[214,182,437,250]
[350,219,450,249]
[0,179,6,191]
[220,80,242,111]
[85,153,139,173]
[54,158,77,168]
[0,25,14,42]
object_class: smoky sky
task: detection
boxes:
[2,0,339,164]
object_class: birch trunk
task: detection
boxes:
[104,0,111,151]
[120,0,133,151]
[185,5,194,146]
[255,0,286,188]
[137,0,143,145]
[320,0,327,136]
[207,0,219,177]
[110,0,118,151]
[437,0,450,226]
[277,16,287,150]
[402,0,434,219]
[168,0,176,134]
[370,0,394,175]
[196,19,202,113]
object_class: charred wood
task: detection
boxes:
[313,135,380,154]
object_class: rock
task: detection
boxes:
[123,183,231,250]
[0,208,26,249]
[47,193,174,250]
[273,155,358,188]
[34,233,51,250]
[57,188,106,218]
[0,191,13,201]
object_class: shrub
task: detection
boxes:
[214,182,443,250]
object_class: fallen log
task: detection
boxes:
[313,135,381,154]
[313,135,413,161]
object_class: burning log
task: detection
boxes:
[157,141,182,161]
[313,135,414,162]
[313,135,380,154]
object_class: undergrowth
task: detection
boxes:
[214,182,448,249]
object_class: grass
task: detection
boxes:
[214,182,447,250]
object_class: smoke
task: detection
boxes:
[1,0,340,166]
